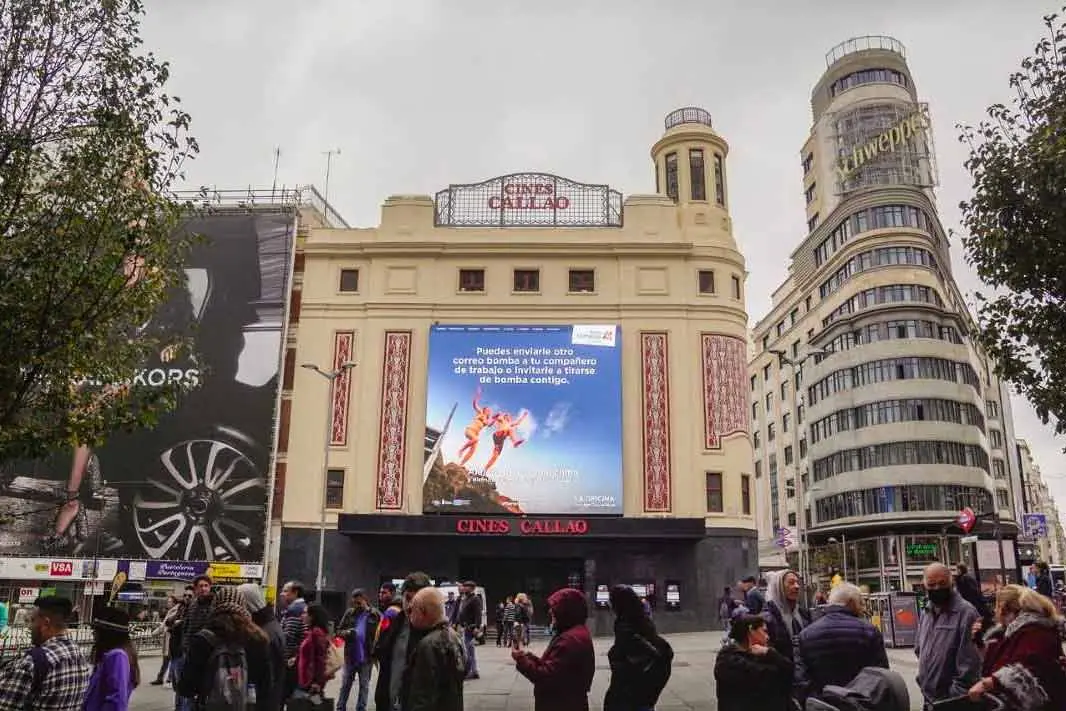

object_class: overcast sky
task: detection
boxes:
[141,0,1066,523]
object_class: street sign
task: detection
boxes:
[961,535,979,545]
[958,507,977,533]
[1022,512,1049,538]
[775,527,794,548]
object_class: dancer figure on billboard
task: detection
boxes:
[458,387,499,466]
[483,409,527,472]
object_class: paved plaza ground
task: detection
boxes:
[129,631,926,711]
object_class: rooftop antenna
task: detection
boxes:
[323,148,341,209]
[271,147,281,199]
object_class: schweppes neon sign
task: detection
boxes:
[836,105,930,183]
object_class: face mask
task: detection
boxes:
[927,587,951,606]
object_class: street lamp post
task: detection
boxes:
[301,360,356,597]
[769,347,830,598]
[829,534,848,581]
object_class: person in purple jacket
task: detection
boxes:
[84,606,139,711]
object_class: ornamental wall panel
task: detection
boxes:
[330,331,356,447]
[641,332,672,512]
[701,333,750,449]
[376,331,412,510]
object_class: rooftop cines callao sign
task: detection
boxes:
[836,105,930,183]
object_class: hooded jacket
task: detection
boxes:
[514,588,596,711]
[979,613,1066,711]
[761,570,811,662]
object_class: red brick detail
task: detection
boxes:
[376,331,412,510]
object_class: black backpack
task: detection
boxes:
[198,630,248,711]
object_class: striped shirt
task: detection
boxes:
[0,634,90,711]
[503,603,516,623]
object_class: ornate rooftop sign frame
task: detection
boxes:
[434,172,623,228]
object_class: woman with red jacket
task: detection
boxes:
[296,604,331,696]
[968,584,1066,710]
[512,588,596,711]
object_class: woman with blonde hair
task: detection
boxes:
[968,584,1066,710]
[513,593,532,648]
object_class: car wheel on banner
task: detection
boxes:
[130,425,267,561]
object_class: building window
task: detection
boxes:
[802,152,814,175]
[993,459,1007,480]
[786,478,795,498]
[750,374,757,392]
[325,468,345,509]
[807,213,819,233]
[753,430,761,449]
[339,268,359,292]
[689,149,706,201]
[989,429,1003,449]
[996,488,1010,511]
[706,472,724,513]
[752,402,759,420]
[741,475,752,515]
[766,392,774,410]
[791,340,800,358]
[797,404,805,424]
[776,321,785,337]
[788,512,797,526]
[458,268,485,292]
[780,381,788,400]
[755,460,763,478]
[568,269,595,293]
[805,296,812,312]
[799,438,807,458]
[731,274,742,299]
[782,413,790,433]
[986,400,999,419]
[698,270,716,294]
[762,335,769,350]
[789,308,799,326]
[713,154,726,206]
[763,364,771,382]
[665,152,679,202]
[784,445,794,465]
[805,182,817,205]
[767,422,776,442]
[513,269,540,292]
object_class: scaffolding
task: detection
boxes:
[826,101,940,197]
[172,185,350,229]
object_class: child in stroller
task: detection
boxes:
[804,667,911,711]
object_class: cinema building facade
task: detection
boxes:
[272,107,756,632]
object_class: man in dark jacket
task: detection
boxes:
[373,571,433,711]
[279,580,308,703]
[739,575,765,615]
[402,588,466,711]
[955,564,992,629]
[337,588,381,711]
[1034,561,1055,598]
[513,587,596,711]
[762,569,811,663]
[795,582,889,701]
[175,575,213,711]
[457,580,483,680]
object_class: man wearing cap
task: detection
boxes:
[456,580,483,681]
[373,571,432,711]
[337,589,380,711]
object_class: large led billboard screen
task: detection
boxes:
[423,324,623,515]
[0,212,293,562]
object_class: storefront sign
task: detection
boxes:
[434,172,623,228]
[146,561,208,580]
[207,563,242,580]
[18,587,39,603]
[455,518,590,536]
[48,561,73,577]
[836,105,930,182]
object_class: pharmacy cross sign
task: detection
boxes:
[433,172,624,228]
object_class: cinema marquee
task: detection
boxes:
[434,172,623,228]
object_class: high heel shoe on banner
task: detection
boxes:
[42,491,87,553]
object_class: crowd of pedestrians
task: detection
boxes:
[0,560,1064,710]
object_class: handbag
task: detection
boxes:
[324,637,345,680]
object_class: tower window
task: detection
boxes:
[698,270,716,294]
[731,274,742,299]
[513,269,540,293]
[459,269,485,292]
[713,154,726,206]
[665,152,679,202]
[689,149,706,201]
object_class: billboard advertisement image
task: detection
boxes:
[0,211,293,562]
[423,324,623,515]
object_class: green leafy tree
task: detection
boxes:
[957,8,1066,433]
[0,0,198,463]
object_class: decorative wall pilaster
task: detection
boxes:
[330,331,356,446]
[640,332,672,512]
[376,331,412,510]
[701,333,750,449]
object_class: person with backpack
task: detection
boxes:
[237,583,286,711]
[83,606,139,711]
[294,604,332,699]
[604,585,673,711]
[0,595,90,711]
[177,585,268,711]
